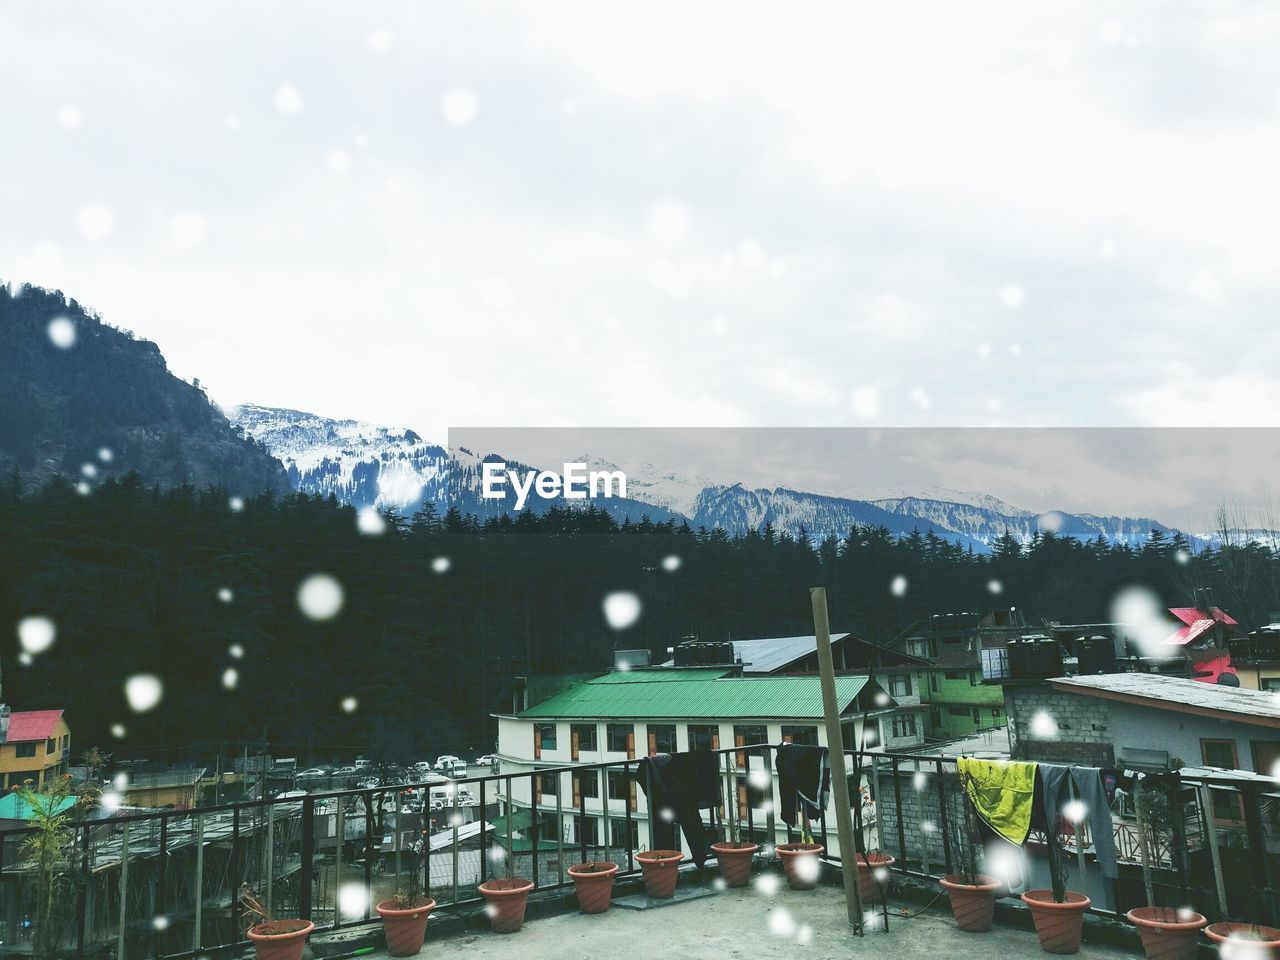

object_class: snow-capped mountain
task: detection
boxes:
[230,404,1202,551]
[228,403,449,512]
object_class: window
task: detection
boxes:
[46,739,57,754]
[539,772,557,797]
[16,743,37,758]
[688,724,719,752]
[577,816,599,845]
[944,670,965,680]
[536,723,557,751]
[781,725,818,746]
[571,723,598,755]
[610,819,639,850]
[576,770,600,799]
[891,714,917,739]
[930,673,939,693]
[969,671,979,686]
[606,723,633,753]
[1262,678,1280,692]
[889,674,912,697]
[907,638,932,659]
[739,773,769,809]
[992,708,1003,718]
[1201,739,1238,770]
[981,647,1009,680]
[733,724,767,767]
[648,724,677,754]
[607,770,632,801]
[947,707,968,717]
[972,708,980,723]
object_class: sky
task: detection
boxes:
[4,2,1280,443]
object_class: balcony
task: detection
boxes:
[3,746,1274,958]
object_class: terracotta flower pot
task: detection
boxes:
[567,862,619,913]
[855,852,896,904]
[635,850,683,899]
[711,841,759,888]
[1126,907,1206,960]
[376,898,436,956]
[477,878,534,934]
[1205,922,1280,954]
[247,920,314,960]
[940,874,1000,932]
[776,842,824,890]
[1021,890,1091,955]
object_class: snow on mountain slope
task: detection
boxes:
[228,403,449,511]
[230,404,1202,550]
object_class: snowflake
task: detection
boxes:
[661,554,682,572]
[341,696,358,713]
[47,316,76,349]
[17,616,56,654]
[125,675,163,713]
[890,575,908,597]
[603,592,642,630]
[298,574,344,621]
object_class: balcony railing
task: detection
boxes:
[2,745,1276,958]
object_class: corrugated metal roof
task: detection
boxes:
[1052,673,1280,727]
[6,709,64,743]
[590,669,730,684]
[733,634,850,673]
[516,673,875,720]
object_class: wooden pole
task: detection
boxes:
[812,586,865,933]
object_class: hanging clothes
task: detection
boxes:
[1038,763,1118,879]
[957,756,1038,846]
[775,743,829,828]
[635,751,722,867]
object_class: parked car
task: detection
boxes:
[475,755,496,768]
[297,767,327,778]
[354,759,373,770]
[355,777,380,789]
[434,755,461,771]
[450,762,468,778]
[335,765,357,775]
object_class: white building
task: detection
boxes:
[492,667,899,863]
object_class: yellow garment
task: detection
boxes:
[957,756,1038,847]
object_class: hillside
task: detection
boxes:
[0,284,289,496]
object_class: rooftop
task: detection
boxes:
[1052,672,1280,728]
[510,671,884,720]
[364,884,1141,960]
[4,708,64,742]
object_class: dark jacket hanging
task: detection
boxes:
[635,751,722,867]
[774,743,829,828]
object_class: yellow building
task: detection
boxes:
[0,706,70,789]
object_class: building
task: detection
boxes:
[119,767,206,808]
[493,668,897,861]
[1229,622,1280,691]
[0,705,71,789]
[885,609,1028,741]
[1003,672,1280,774]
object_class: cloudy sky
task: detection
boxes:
[3,2,1280,441]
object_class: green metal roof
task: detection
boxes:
[0,793,76,821]
[515,672,875,720]
[588,668,731,684]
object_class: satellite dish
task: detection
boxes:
[1217,672,1241,687]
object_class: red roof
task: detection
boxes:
[5,710,64,743]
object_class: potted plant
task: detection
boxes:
[635,848,684,899]
[1020,801,1091,955]
[854,848,896,905]
[241,886,314,960]
[1204,921,1280,954]
[1124,782,1206,960]
[940,774,1001,933]
[477,841,535,934]
[567,860,619,913]
[710,765,759,888]
[16,775,94,960]
[776,821,824,890]
[376,866,436,956]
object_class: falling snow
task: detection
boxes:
[890,575,908,597]
[357,507,386,535]
[222,668,238,690]
[275,83,305,114]
[47,316,76,349]
[988,579,1003,595]
[603,591,642,629]
[228,496,245,513]
[17,616,56,654]
[441,88,479,126]
[661,554,682,572]
[298,573,344,620]
[1031,710,1058,738]
[218,587,234,603]
[341,696,358,713]
[125,674,163,712]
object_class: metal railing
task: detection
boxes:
[4,745,1276,957]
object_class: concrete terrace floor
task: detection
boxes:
[390,882,1141,960]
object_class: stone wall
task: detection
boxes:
[870,759,965,873]
[1003,682,1114,766]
